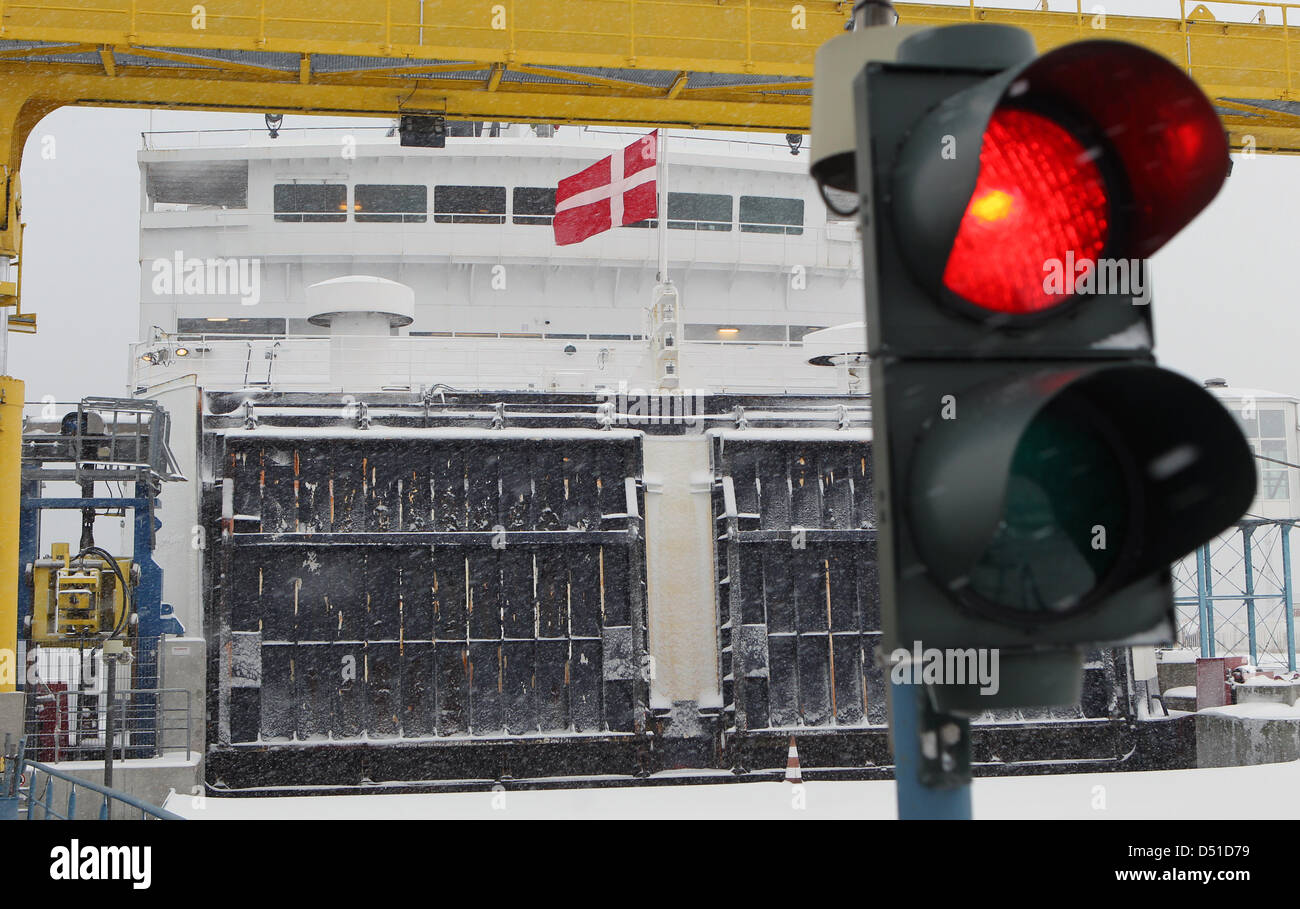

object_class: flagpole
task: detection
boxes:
[650,127,680,389]
[656,128,669,284]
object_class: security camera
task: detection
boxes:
[809,3,923,217]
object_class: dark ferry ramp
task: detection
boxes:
[201,391,1191,795]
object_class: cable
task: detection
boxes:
[1255,452,1300,470]
[73,546,132,641]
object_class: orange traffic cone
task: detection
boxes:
[786,735,802,784]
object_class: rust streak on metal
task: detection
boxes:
[824,557,836,719]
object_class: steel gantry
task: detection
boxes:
[1,0,1300,691]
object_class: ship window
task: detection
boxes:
[435,185,506,224]
[669,192,731,231]
[685,323,788,342]
[355,184,428,223]
[740,196,805,235]
[513,187,556,225]
[147,161,248,209]
[177,317,287,335]
[273,184,347,222]
[625,192,733,231]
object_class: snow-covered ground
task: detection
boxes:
[165,759,1300,820]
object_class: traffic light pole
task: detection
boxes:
[889,682,972,820]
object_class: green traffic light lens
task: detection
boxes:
[966,407,1131,616]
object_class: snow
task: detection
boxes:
[45,751,202,771]
[223,426,644,441]
[1240,675,1299,686]
[164,760,1300,820]
[1163,686,1196,699]
[1202,702,1300,720]
[710,429,873,443]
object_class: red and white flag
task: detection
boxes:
[553,130,658,246]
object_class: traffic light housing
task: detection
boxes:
[841,24,1256,711]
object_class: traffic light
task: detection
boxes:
[825,24,1256,712]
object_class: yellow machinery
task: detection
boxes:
[27,544,134,647]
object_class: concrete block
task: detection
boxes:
[1196,706,1300,768]
[1156,654,1197,694]
[1161,689,1196,712]
[0,690,26,747]
[1236,681,1300,707]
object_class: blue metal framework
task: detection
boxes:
[16,418,183,765]
[16,482,178,690]
[1180,519,1298,671]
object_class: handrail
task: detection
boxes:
[2,735,185,820]
[19,760,186,820]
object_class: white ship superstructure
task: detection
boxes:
[134,124,866,396]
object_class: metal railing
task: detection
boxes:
[23,687,192,765]
[140,124,808,160]
[22,636,191,762]
[20,397,184,486]
[2,735,184,820]
[128,333,852,396]
[138,207,854,255]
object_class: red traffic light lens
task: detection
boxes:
[943,108,1109,316]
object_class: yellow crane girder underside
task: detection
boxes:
[0,0,1292,150]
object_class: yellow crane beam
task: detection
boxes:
[0,0,1291,170]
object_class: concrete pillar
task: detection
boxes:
[641,435,720,709]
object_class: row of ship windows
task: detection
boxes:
[175,318,826,343]
[272,183,806,234]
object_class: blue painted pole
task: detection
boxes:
[888,682,972,820]
[1195,543,1210,657]
[1205,543,1217,658]
[1243,526,1257,665]
[1283,524,1296,673]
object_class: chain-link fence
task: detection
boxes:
[21,635,190,762]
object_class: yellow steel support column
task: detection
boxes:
[0,88,47,691]
[0,375,22,692]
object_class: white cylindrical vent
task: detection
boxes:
[306,276,415,391]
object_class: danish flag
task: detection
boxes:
[553,130,658,246]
